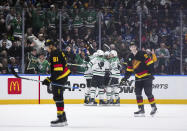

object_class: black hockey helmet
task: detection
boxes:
[44,39,55,46]
[129,42,136,47]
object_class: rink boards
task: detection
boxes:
[0,75,187,104]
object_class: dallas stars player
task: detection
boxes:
[107,50,121,106]
[42,39,71,126]
[83,52,98,105]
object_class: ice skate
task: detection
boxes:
[84,96,90,106]
[150,107,157,116]
[113,98,120,106]
[106,99,114,106]
[99,99,107,106]
[134,108,145,117]
[51,112,68,127]
[87,98,97,106]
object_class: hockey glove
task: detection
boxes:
[149,75,155,80]
[42,77,51,86]
[47,84,53,94]
[120,77,128,86]
[98,61,104,69]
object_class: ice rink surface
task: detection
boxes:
[0,104,187,131]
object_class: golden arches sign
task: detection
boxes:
[8,78,21,94]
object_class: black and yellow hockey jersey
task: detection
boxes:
[49,49,71,82]
[125,51,154,79]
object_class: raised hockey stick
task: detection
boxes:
[103,44,111,51]
[10,67,77,89]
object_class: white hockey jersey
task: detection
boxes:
[109,57,121,78]
[88,56,107,77]
[84,55,95,79]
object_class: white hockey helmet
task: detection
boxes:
[110,50,118,57]
[104,51,110,56]
[93,52,98,57]
[97,50,104,56]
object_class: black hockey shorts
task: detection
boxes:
[135,79,153,98]
[104,75,110,86]
[86,79,92,88]
[91,75,104,89]
[52,77,68,101]
[108,77,119,86]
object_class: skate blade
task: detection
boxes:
[84,103,90,106]
[99,104,107,106]
[86,104,97,106]
[150,111,158,117]
[134,114,145,117]
[51,122,68,127]
[113,104,120,106]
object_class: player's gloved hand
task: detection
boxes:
[42,77,51,86]
[149,75,155,80]
[82,64,88,70]
[47,84,53,94]
[120,77,128,85]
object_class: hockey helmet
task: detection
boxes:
[97,50,104,56]
[104,51,110,56]
[44,39,54,46]
[110,50,118,57]
[93,52,98,57]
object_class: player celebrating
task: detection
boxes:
[42,39,71,126]
[88,50,107,106]
[107,50,121,106]
[120,42,157,116]
[83,52,97,105]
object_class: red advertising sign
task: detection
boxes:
[8,78,22,94]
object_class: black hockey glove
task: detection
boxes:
[98,61,104,69]
[149,75,155,80]
[42,77,51,86]
[85,56,90,62]
[120,77,128,86]
[47,84,53,94]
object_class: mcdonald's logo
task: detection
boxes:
[8,78,22,94]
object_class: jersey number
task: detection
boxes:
[53,57,59,62]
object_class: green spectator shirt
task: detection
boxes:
[37,59,50,74]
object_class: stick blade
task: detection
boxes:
[10,66,20,78]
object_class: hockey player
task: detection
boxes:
[103,51,111,105]
[107,50,121,106]
[120,42,157,116]
[42,39,71,126]
[87,50,107,106]
[83,52,97,105]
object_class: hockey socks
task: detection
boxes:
[51,101,67,127]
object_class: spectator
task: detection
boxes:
[25,48,38,74]
[0,11,7,39]
[75,48,87,73]
[8,57,21,73]
[168,43,180,74]
[0,33,12,49]
[37,52,50,74]
[155,43,170,74]
[9,13,22,38]
[8,40,22,59]
[32,33,45,54]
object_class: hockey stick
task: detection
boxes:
[119,77,154,86]
[68,63,85,67]
[10,67,77,89]
[103,44,111,51]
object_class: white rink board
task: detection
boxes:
[0,75,38,100]
[0,75,187,101]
